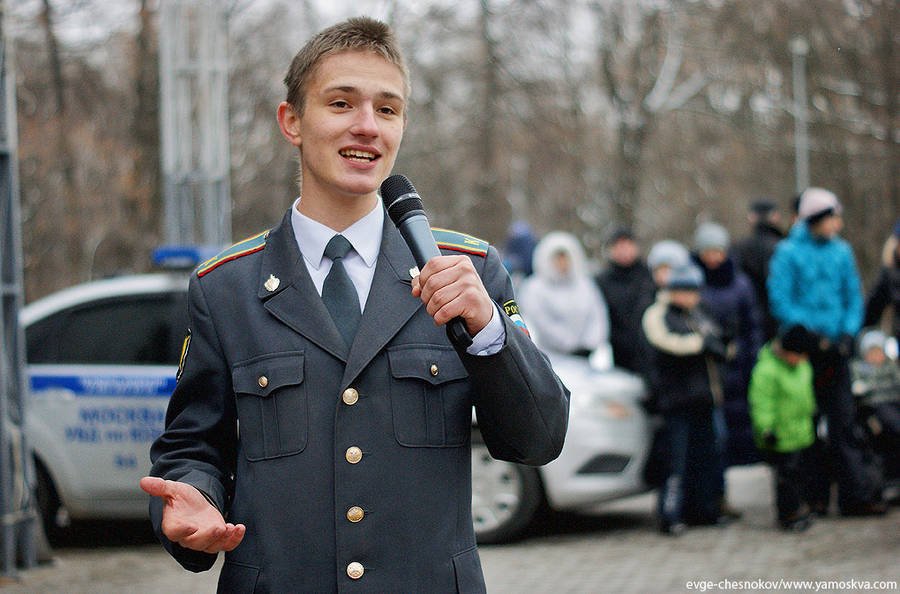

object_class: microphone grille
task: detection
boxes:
[381,174,425,225]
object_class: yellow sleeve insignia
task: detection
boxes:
[431,227,489,257]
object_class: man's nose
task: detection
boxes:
[350,104,379,137]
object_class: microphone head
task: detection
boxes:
[381,174,425,226]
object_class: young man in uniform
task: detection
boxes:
[140,17,569,592]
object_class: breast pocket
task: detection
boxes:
[232,351,307,461]
[388,345,471,447]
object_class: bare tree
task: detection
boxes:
[9,0,897,300]
[591,1,708,229]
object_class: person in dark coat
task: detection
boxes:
[642,263,730,535]
[864,220,900,345]
[596,227,656,374]
[139,18,569,593]
[692,222,764,467]
[732,199,785,341]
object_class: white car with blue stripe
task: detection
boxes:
[22,250,200,542]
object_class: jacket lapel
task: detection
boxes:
[257,210,348,360]
[342,217,422,385]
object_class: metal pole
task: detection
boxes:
[160,0,231,248]
[790,36,810,193]
[0,0,37,574]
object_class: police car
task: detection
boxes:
[21,247,204,542]
[23,248,650,544]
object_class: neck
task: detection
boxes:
[296,193,379,232]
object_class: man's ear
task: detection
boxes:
[277,102,303,147]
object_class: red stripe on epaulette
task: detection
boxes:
[197,243,265,277]
[196,230,269,277]
[436,243,489,257]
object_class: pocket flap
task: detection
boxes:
[232,351,304,397]
[388,345,468,385]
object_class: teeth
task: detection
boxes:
[341,149,376,160]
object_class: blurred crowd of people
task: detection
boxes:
[503,187,899,536]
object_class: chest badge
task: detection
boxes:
[264,274,281,292]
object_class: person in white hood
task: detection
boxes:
[518,231,610,357]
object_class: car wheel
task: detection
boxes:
[471,432,544,544]
[35,461,69,546]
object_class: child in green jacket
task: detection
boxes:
[748,325,817,531]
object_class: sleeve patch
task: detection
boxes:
[176,330,191,381]
[503,299,531,337]
[431,227,489,257]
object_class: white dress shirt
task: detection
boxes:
[289,197,505,355]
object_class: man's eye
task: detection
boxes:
[331,100,350,109]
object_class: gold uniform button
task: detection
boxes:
[430,364,439,377]
[257,376,268,388]
[342,388,359,405]
[346,506,365,523]
[345,446,363,464]
[347,561,365,579]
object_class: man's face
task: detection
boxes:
[781,350,807,368]
[608,238,639,267]
[864,347,886,366]
[810,214,843,239]
[551,251,572,277]
[652,265,671,288]
[699,248,726,270]
[669,289,701,309]
[286,50,406,204]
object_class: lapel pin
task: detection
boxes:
[409,266,420,279]
[264,274,280,292]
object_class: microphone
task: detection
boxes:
[381,174,473,348]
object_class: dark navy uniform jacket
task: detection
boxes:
[149,208,570,593]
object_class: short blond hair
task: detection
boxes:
[283,17,410,114]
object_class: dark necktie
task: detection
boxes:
[322,235,361,346]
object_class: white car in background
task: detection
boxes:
[22,252,651,544]
[472,352,651,543]
[22,271,189,542]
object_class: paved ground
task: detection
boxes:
[1,465,897,593]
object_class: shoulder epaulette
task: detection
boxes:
[431,227,489,257]
[196,230,270,277]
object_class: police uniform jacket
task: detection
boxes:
[148,208,570,593]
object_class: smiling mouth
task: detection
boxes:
[340,149,378,162]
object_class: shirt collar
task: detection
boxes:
[290,197,383,270]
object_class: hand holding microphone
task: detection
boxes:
[381,174,494,348]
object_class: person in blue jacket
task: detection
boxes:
[767,187,886,516]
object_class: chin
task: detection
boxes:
[345,173,384,193]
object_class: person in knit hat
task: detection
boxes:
[768,187,885,516]
[748,325,817,531]
[692,223,763,461]
[642,262,731,535]
[691,221,764,523]
[850,329,900,490]
[647,239,691,290]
